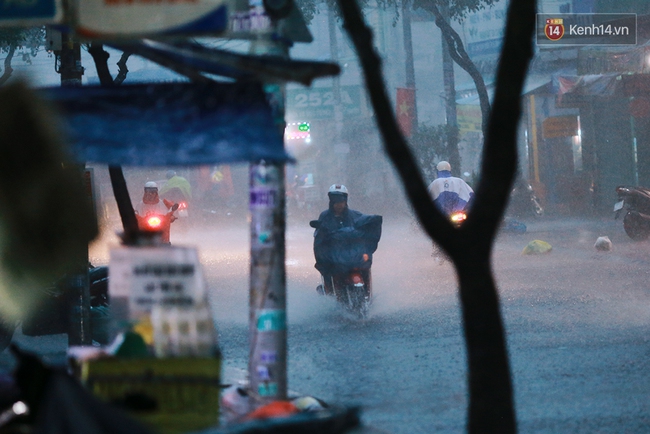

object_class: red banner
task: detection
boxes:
[396,87,416,138]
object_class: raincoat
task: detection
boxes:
[159,175,192,200]
[427,170,474,216]
[313,207,382,275]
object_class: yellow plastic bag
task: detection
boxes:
[522,239,552,255]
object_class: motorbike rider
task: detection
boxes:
[427,161,475,216]
[312,184,382,298]
[159,170,192,205]
[135,181,176,243]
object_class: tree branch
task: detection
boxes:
[336,0,458,253]
[0,45,16,87]
[114,51,132,85]
[471,0,535,245]
[430,3,491,136]
[87,43,114,86]
[337,0,536,432]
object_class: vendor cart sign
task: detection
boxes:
[0,0,63,27]
[109,245,207,319]
[76,0,228,38]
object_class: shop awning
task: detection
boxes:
[454,76,553,105]
[554,73,621,98]
[41,81,290,166]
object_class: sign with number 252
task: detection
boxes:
[287,86,362,120]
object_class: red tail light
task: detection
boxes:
[146,216,162,229]
[178,202,187,210]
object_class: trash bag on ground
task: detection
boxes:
[522,239,552,255]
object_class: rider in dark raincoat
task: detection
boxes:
[312,184,382,296]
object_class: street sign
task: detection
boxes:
[76,0,228,38]
[286,86,363,121]
[227,0,312,43]
[457,104,482,135]
[463,2,506,59]
[542,115,579,139]
[0,0,63,27]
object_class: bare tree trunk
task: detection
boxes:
[0,45,16,87]
[88,43,114,86]
[88,43,132,86]
[439,3,461,174]
[430,4,491,137]
[336,0,536,432]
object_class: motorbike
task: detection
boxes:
[614,185,650,241]
[161,187,190,219]
[317,267,372,320]
[287,176,318,219]
[136,203,179,244]
[310,216,382,319]
[431,210,467,263]
[0,264,110,353]
[449,210,467,228]
[509,179,544,218]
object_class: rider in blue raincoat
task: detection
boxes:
[427,161,475,216]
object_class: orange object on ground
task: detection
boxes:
[244,401,299,420]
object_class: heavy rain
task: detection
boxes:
[1,1,650,433]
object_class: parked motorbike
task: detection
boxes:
[614,185,650,241]
[509,179,544,218]
[0,264,110,353]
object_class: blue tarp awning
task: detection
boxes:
[41,81,290,166]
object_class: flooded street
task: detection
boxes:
[2,212,649,433]
[153,214,650,432]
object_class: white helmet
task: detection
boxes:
[145,181,158,189]
[437,161,451,172]
[328,184,348,196]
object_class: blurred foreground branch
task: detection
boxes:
[336,0,536,432]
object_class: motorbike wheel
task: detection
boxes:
[623,212,650,241]
[345,285,370,320]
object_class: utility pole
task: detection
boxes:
[328,7,346,186]
[57,31,90,346]
[247,0,288,409]
[59,32,83,87]
[402,0,417,126]
[440,3,461,175]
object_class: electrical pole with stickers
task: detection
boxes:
[247,0,291,409]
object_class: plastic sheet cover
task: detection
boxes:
[41,81,289,166]
[313,213,383,274]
